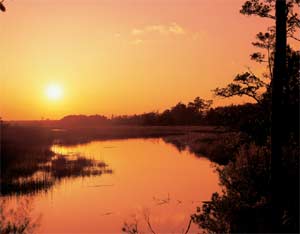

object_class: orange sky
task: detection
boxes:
[1,0,275,120]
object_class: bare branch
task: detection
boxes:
[143,209,156,234]
[289,34,300,41]
[0,2,6,12]
[183,217,193,234]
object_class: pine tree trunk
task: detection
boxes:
[271,0,287,232]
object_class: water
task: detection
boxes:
[3,138,221,233]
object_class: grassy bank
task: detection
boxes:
[163,131,245,165]
[51,125,225,145]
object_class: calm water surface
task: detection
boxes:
[7,138,221,233]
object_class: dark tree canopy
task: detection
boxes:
[194,1,299,233]
[241,0,300,41]
[214,72,268,102]
[214,0,299,103]
[0,2,6,12]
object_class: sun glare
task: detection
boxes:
[46,84,63,100]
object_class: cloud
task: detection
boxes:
[168,23,185,35]
[145,25,168,34]
[131,39,144,45]
[132,29,144,35]
[131,23,186,36]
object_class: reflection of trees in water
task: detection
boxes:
[122,194,197,234]
[163,131,245,165]
[122,209,193,234]
[0,197,41,234]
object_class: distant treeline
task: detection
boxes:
[9,97,266,134]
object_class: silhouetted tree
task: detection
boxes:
[188,97,212,113]
[241,0,300,41]
[110,97,212,126]
[192,144,273,233]
[214,0,299,103]
[193,0,299,233]
[271,0,288,232]
[214,72,268,103]
[60,114,109,127]
[0,0,6,12]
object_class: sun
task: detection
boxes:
[46,84,63,100]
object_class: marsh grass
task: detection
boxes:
[1,124,112,195]
[0,197,41,234]
[1,153,112,196]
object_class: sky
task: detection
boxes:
[0,0,275,120]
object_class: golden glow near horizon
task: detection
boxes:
[2,0,296,120]
[46,84,63,101]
